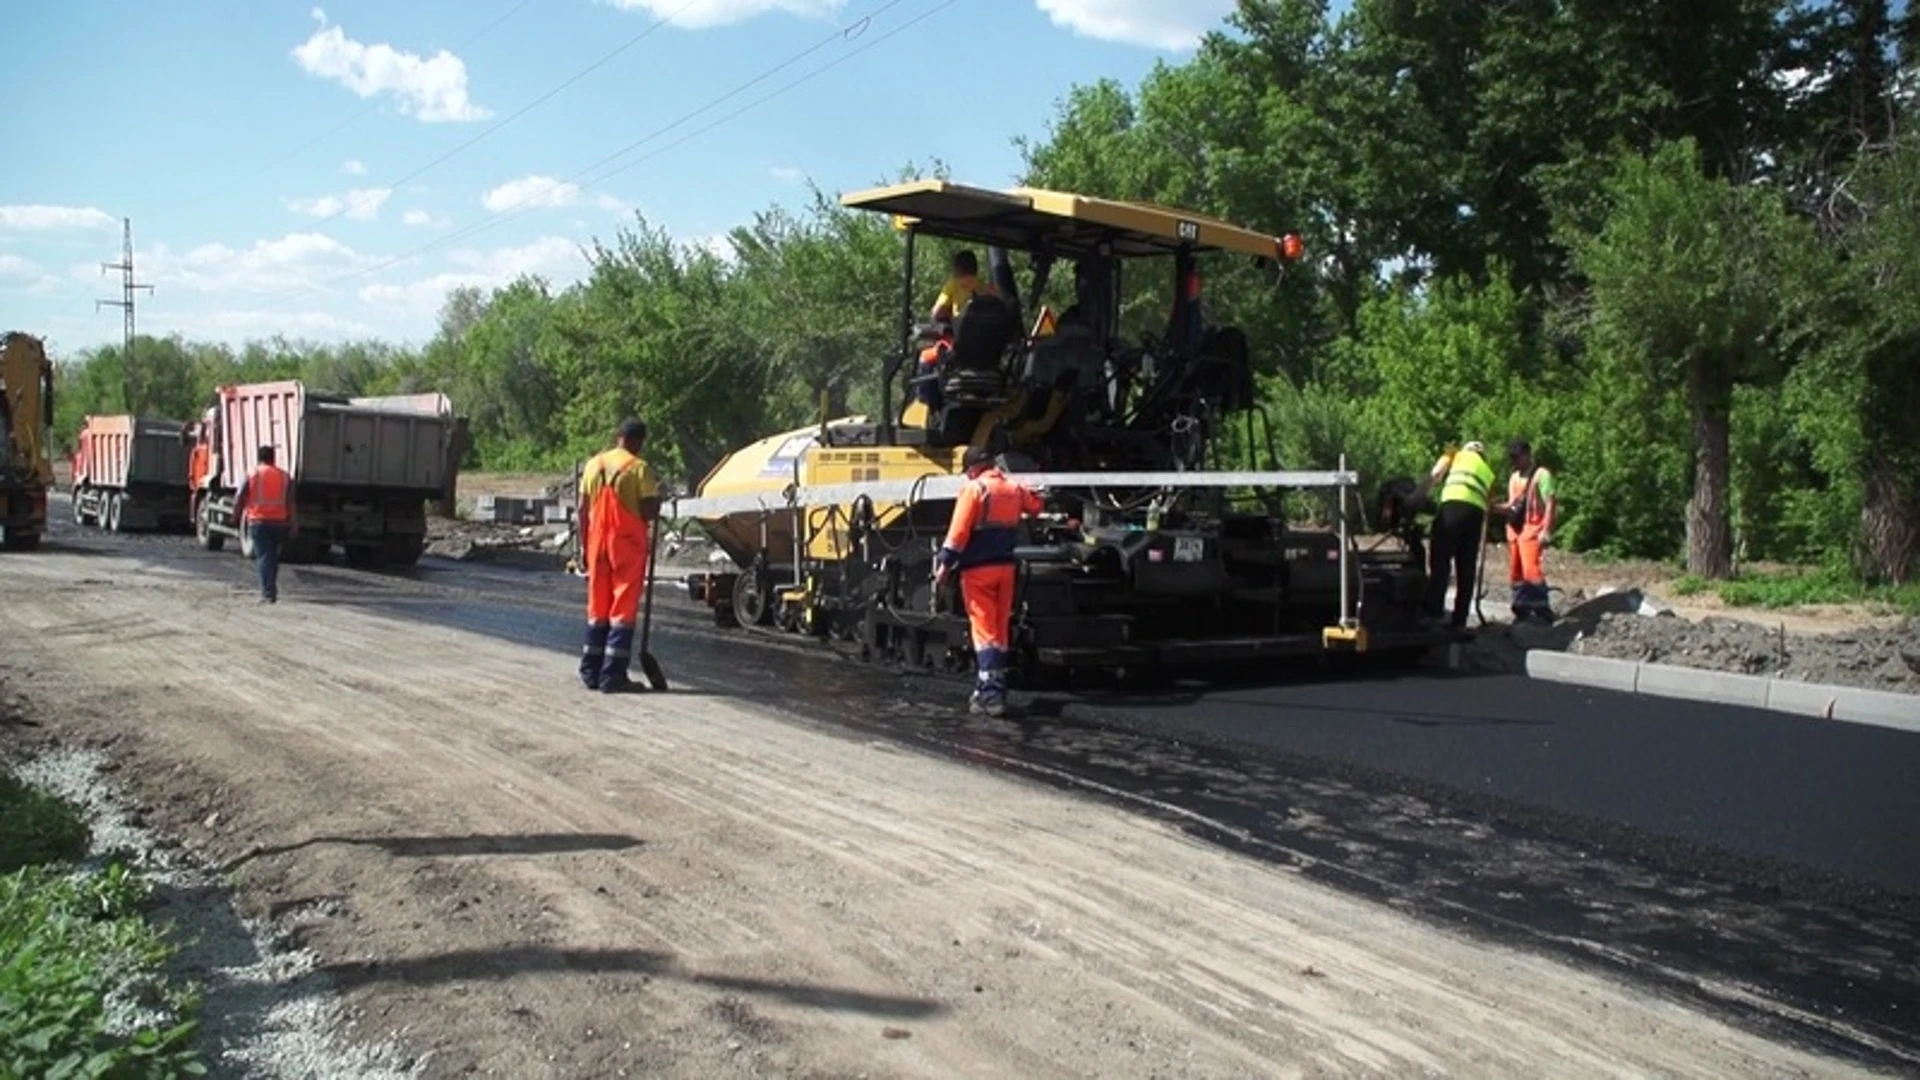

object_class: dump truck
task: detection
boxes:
[0,332,54,552]
[69,415,191,533]
[188,381,455,566]
[671,181,1463,682]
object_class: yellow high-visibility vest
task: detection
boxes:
[1439,447,1495,510]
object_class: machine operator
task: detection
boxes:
[930,249,996,323]
[933,446,1044,717]
[577,418,662,693]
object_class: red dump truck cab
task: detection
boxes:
[69,414,191,533]
[190,381,456,566]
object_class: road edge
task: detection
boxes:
[1523,650,1919,733]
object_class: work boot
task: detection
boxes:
[580,622,610,690]
[599,625,636,693]
[970,680,1007,718]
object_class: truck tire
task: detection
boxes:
[195,501,226,552]
[344,544,381,567]
[381,534,425,567]
[72,490,87,526]
[106,493,124,534]
[284,536,329,564]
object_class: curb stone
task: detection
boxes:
[1522,650,1920,734]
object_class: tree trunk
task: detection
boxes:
[1858,460,1917,585]
[1686,359,1735,579]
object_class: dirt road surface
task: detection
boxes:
[0,538,1905,1077]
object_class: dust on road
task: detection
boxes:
[0,545,1896,1079]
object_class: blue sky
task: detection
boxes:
[2,0,1240,357]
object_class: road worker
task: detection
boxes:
[1494,438,1557,624]
[231,445,296,605]
[933,445,1044,716]
[1418,439,1495,629]
[576,418,662,693]
[930,250,997,323]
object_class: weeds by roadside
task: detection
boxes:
[0,767,205,1079]
[1669,568,1920,614]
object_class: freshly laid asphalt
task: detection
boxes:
[1044,668,1920,895]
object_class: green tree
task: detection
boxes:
[1564,138,1811,578]
[1785,116,1920,582]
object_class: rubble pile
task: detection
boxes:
[1467,585,1920,695]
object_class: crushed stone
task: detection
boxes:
[12,746,423,1080]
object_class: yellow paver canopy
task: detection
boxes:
[840,180,1299,261]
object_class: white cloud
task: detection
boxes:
[0,205,118,232]
[1033,0,1234,50]
[770,166,804,183]
[402,209,450,228]
[123,232,377,296]
[601,0,844,29]
[359,235,586,314]
[291,21,490,122]
[283,187,393,221]
[480,174,579,213]
[594,193,630,213]
[343,158,368,175]
[0,254,41,283]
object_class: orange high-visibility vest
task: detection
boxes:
[941,467,1041,570]
[246,465,291,523]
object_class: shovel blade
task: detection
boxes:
[639,651,668,692]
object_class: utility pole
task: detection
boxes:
[96,217,153,412]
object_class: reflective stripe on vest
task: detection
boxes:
[1439,449,1494,511]
[247,466,290,523]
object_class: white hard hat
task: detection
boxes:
[1463,440,1485,454]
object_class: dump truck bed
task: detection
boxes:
[215,381,451,494]
[74,415,187,490]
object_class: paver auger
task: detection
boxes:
[671,181,1463,681]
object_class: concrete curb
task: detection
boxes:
[1523,650,1919,734]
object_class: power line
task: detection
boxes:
[262,0,950,309]
[94,218,154,411]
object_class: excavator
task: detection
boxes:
[0,332,54,552]
[672,181,1462,682]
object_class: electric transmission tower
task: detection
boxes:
[96,217,154,411]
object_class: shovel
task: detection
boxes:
[636,514,668,691]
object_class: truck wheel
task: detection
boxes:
[106,494,124,534]
[381,534,425,567]
[72,492,87,526]
[195,503,226,552]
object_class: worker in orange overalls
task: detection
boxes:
[933,445,1043,716]
[231,445,297,605]
[1494,438,1557,625]
[576,418,661,693]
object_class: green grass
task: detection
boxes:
[1668,569,1920,614]
[0,771,205,1079]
